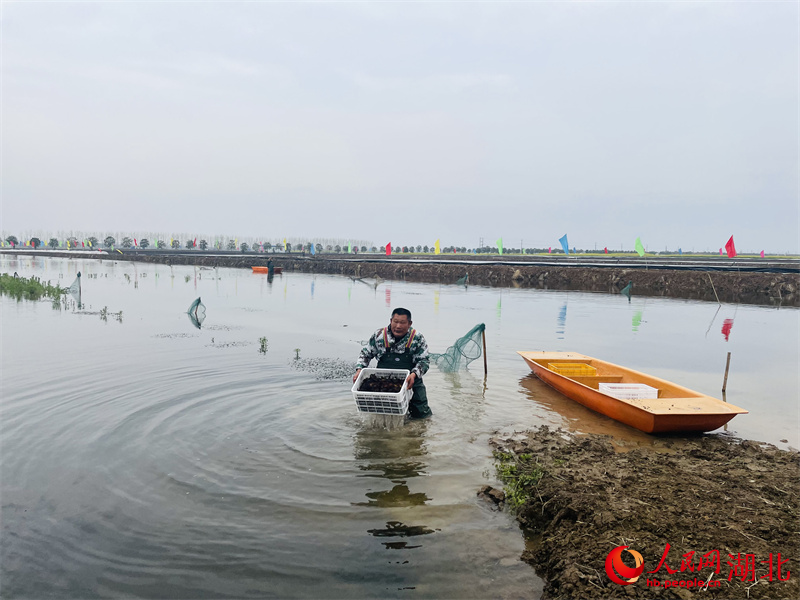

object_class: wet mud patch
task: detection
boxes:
[489,426,799,599]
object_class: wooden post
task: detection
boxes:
[707,273,721,305]
[722,351,731,394]
[482,328,488,375]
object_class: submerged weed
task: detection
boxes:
[258,337,269,354]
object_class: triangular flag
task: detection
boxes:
[760,250,765,258]
[434,239,440,255]
[679,248,682,255]
[386,243,392,256]
[634,237,645,257]
[725,236,736,258]
[719,248,723,255]
[134,238,138,247]
[310,243,315,256]
[604,247,608,254]
[559,235,569,255]
[496,238,503,255]
[348,242,352,254]
[548,247,552,254]
[283,238,287,251]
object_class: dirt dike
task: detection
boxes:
[486,426,799,600]
[32,251,796,307]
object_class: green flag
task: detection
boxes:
[496,238,503,255]
[348,242,352,253]
[634,237,645,257]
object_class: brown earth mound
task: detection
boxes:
[488,427,799,599]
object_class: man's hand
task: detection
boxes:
[353,369,362,383]
[405,372,416,387]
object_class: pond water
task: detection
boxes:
[2,255,798,599]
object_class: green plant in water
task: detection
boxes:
[184,275,191,283]
[293,348,301,360]
[0,273,65,301]
[494,450,545,510]
[258,337,268,354]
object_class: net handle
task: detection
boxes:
[482,328,487,375]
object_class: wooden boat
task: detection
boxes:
[252,266,282,274]
[518,351,747,433]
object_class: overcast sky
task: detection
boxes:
[2,1,798,252]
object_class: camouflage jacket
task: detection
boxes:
[357,327,430,378]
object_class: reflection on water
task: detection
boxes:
[632,309,643,332]
[368,521,436,550]
[556,302,567,339]
[722,318,734,341]
[356,484,431,508]
[353,423,435,551]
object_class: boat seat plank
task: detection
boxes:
[570,376,624,386]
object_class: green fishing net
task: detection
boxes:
[187,297,206,329]
[430,323,485,372]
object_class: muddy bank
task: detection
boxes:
[5,250,798,306]
[486,427,799,599]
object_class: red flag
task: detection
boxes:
[82,242,85,248]
[194,237,197,247]
[719,248,723,255]
[548,247,552,254]
[386,243,391,256]
[134,238,138,247]
[760,250,765,258]
[725,236,736,258]
[604,247,608,254]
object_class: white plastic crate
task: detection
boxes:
[599,383,658,400]
[351,368,413,415]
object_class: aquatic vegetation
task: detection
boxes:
[493,450,544,510]
[258,336,268,354]
[294,348,301,360]
[290,357,356,380]
[99,306,123,323]
[0,273,65,301]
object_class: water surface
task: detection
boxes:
[2,256,797,598]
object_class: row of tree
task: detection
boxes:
[4,235,732,255]
[5,235,477,253]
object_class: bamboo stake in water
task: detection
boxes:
[722,351,732,394]
[482,328,488,375]
[707,273,721,305]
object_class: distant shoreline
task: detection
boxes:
[2,249,798,306]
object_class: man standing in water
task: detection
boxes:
[353,308,432,419]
